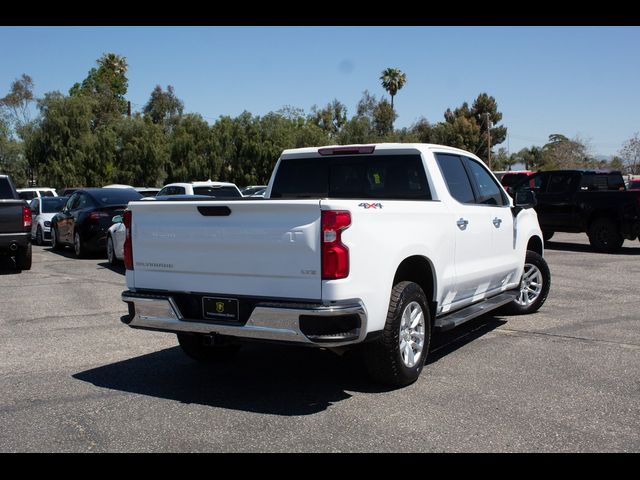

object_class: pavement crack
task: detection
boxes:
[496,327,640,349]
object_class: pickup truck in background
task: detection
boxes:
[121,144,551,386]
[0,174,32,270]
[510,169,640,252]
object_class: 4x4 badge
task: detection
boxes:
[358,202,383,209]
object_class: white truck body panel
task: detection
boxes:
[127,200,323,300]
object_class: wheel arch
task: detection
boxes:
[392,255,437,320]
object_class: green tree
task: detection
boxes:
[619,133,640,174]
[0,73,35,139]
[0,115,28,186]
[166,114,212,184]
[309,99,347,137]
[541,134,593,170]
[372,99,396,137]
[143,85,184,131]
[70,53,129,128]
[379,67,407,110]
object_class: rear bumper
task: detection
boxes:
[121,291,368,347]
[0,232,30,253]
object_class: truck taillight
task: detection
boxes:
[123,210,133,270]
[22,206,32,231]
[321,210,351,280]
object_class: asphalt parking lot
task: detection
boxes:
[1,232,639,452]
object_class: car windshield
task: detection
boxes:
[501,173,529,187]
[192,186,242,198]
[41,197,68,213]
[93,189,143,205]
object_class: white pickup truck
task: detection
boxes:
[121,144,550,386]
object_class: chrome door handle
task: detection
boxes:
[493,217,502,228]
[457,218,469,230]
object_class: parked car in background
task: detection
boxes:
[60,188,81,197]
[51,188,143,258]
[135,187,161,197]
[241,185,268,196]
[511,169,640,252]
[16,187,58,201]
[501,170,534,189]
[626,179,640,191]
[157,181,243,199]
[29,196,69,245]
[103,184,135,189]
[107,215,125,265]
[0,175,32,270]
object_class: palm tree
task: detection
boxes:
[379,68,407,110]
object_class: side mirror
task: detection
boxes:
[112,215,123,223]
[514,190,537,208]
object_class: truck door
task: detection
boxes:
[434,153,495,306]
[462,156,520,290]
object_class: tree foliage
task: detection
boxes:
[143,85,184,130]
[380,67,407,110]
[619,133,640,175]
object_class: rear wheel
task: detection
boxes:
[15,243,32,270]
[35,225,44,246]
[363,281,431,387]
[177,333,241,362]
[588,217,624,253]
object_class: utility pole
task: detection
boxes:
[127,101,131,117]
[486,113,492,170]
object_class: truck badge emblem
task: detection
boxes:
[358,202,383,209]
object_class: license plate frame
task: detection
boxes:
[202,296,239,321]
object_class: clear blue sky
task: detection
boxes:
[1,26,638,157]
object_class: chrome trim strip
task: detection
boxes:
[121,292,367,347]
[0,232,29,237]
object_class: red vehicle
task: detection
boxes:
[627,179,640,191]
[501,170,535,189]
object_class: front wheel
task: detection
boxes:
[74,231,86,258]
[177,333,241,362]
[51,226,62,251]
[363,281,431,387]
[502,250,550,315]
[107,235,118,265]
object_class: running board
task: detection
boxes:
[434,291,518,332]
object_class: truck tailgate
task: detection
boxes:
[0,201,24,234]
[129,200,322,300]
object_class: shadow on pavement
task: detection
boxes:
[0,256,21,275]
[545,240,640,255]
[74,314,506,416]
[97,261,125,275]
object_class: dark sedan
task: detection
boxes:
[51,188,142,258]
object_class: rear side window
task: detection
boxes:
[271,154,431,200]
[580,174,626,191]
[193,186,242,198]
[40,190,55,197]
[0,178,17,199]
[434,153,475,204]
[547,173,577,194]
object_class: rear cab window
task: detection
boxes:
[270,154,432,200]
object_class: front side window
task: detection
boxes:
[434,153,475,204]
[463,157,507,206]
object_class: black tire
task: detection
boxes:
[74,231,86,258]
[107,235,118,265]
[177,333,241,362]
[588,217,624,253]
[363,281,431,387]
[51,226,62,251]
[542,230,554,242]
[502,250,550,315]
[15,243,32,270]
[35,225,44,246]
